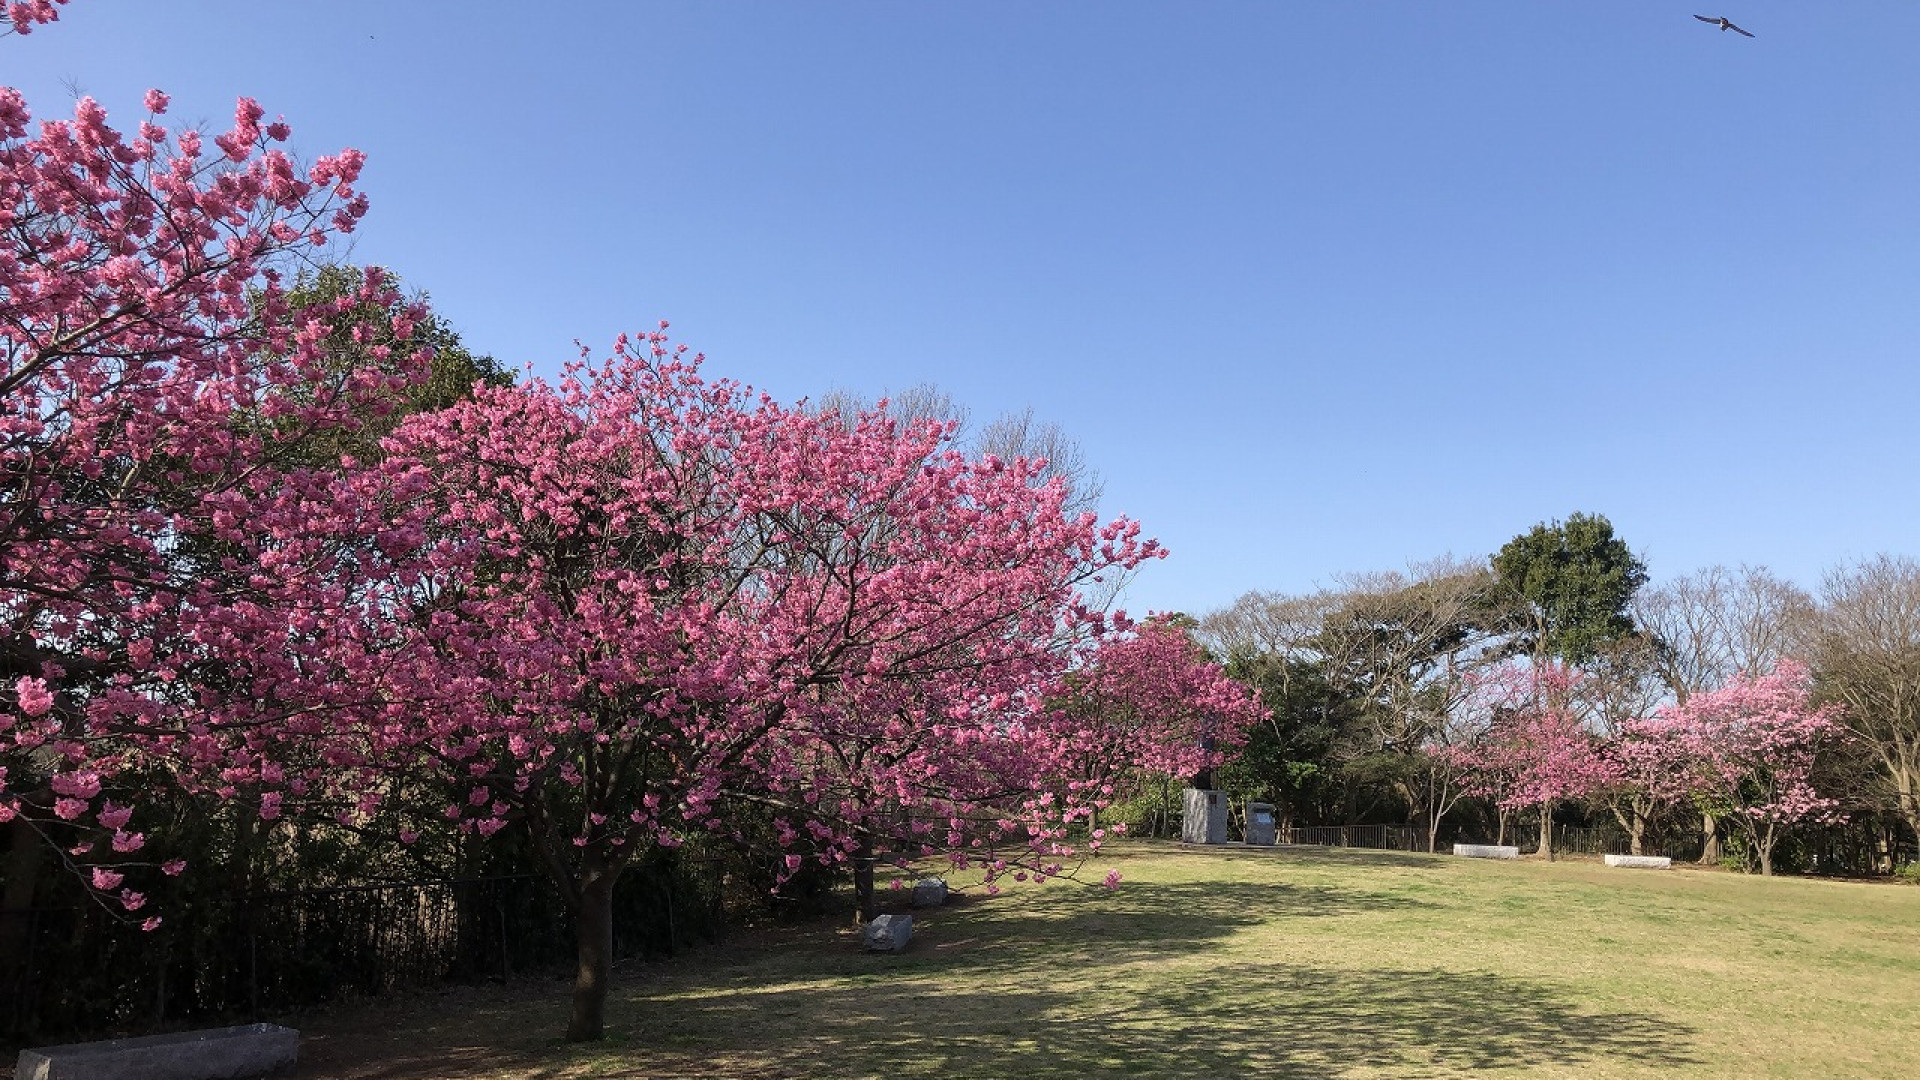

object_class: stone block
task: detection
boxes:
[1452,844,1520,859]
[863,912,913,952]
[16,1023,299,1080]
[1244,802,1277,846]
[1603,854,1672,869]
[911,878,948,908]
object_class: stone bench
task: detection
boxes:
[1452,844,1520,859]
[1603,854,1672,869]
[16,1023,298,1080]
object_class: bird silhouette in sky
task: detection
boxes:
[1694,15,1755,37]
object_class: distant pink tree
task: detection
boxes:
[1443,661,1614,859]
[1053,615,1266,817]
[1659,660,1847,875]
[1595,717,1700,855]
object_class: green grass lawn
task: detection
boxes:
[293,840,1920,1079]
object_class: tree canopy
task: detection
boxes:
[1492,512,1648,664]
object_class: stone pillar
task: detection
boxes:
[1182,788,1228,845]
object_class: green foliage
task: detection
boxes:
[262,265,515,466]
[1492,512,1648,664]
[1215,654,1367,823]
[1105,777,1185,839]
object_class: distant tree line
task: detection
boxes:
[1189,513,1920,877]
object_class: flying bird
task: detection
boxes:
[1694,15,1754,37]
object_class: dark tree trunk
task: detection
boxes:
[567,863,618,1042]
[0,816,46,998]
[1620,807,1651,857]
[852,838,877,926]
[1608,802,1647,856]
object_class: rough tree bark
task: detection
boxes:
[568,860,619,1042]
[1697,810,1723,865]
[851,838,878,926]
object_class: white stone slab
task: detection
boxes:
[1452,844,1520,859]
[1603,854,1672,869]
[15,1023,298,1080]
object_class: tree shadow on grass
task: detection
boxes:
[1159,842,1455,872]
[298,879,1669,1080]
[579,963,1699,1080]
[687,880,1436,987]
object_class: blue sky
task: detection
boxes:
[7,2,1917,618]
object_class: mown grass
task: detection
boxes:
[291,841,1920,1079]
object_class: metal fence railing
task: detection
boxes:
[1271,821,1676,859]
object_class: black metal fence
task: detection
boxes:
[0,867,720,1047]
[1271,821,1703,860]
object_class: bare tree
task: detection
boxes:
[972,407,1105,519]
[813,382,969,433]
[1326,559,1510,758]
[1578,634,1671,854]
[1201,558,1513,847]
[1808,556,1920,849]
[1634,564,1816,863]
[1635,564,1815,701]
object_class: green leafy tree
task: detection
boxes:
[1215,654,1365,828]
[1492,513,1648,665]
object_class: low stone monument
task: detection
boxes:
[1452,843,1520,859]
[1603,854,1672,869]
[911,877,948,907]
[15,1023,299,1080]
[863,912,913,952]
[1244,802,1277,846]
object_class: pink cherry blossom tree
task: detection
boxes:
[210,338,1170,1040]
[0,79,421,920]
[1,20,1222,1043]
[1443,661,1615,859]
[1659,660,1847,875]
[1593,717,1700,856]
[1052,615,1266,824]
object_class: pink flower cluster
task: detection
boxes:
[0,78,418,916]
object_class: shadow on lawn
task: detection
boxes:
[764,880,1436,979]
[599,962,1701,1080]
[293,877,1695,1079]
[1151,842,1454,872]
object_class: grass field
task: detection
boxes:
[291,841,1920,1079]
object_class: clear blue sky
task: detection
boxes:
[8,2,1917,618]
